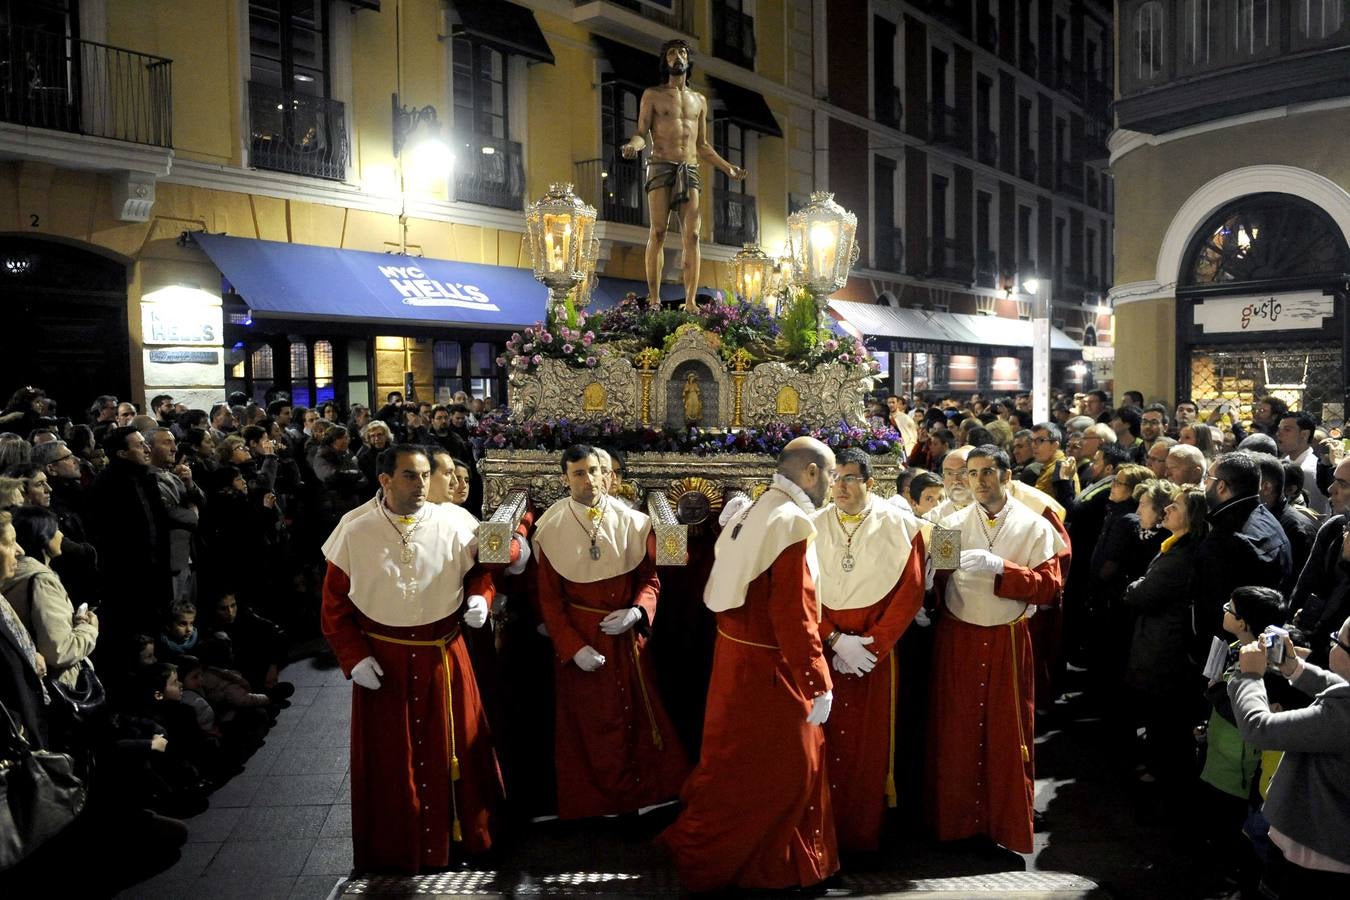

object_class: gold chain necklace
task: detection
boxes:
[834,503,871,572]
[568,497,608,560]
[975,503,1008,551]
[379,496,425,564]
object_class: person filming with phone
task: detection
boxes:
[1228,613,1350,897]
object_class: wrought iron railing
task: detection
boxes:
[599,0,697,36]
[0,23,172,147]
[714,191,757,246]
[932,237,973,282]
[574,156,646,226]
[455,132,526,210]
[248,82,346,181]
[875,224,904,272]
[712,4,756,68]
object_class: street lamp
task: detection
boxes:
[786,191,859,322]
[525,183,597,323]
[392,93,450,178]
[730,242,774,307]
[1023,276,1052,425]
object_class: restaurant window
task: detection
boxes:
[314,339,334,405]
[347,339,370,410]
[433,341,463,403]
[433,341,500,403]
[289,339,311,408]
[250,344,275,405]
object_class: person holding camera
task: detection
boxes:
[1228,615,1350,896]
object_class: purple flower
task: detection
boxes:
[585,356,598,367]
[523,343,534,353]
[531,354,543,366]
[540,332,553,344]
[582,331,594,346]
[495,355,506,366]
[511,332,521,343]
[824,339,839,351]
[562,343,575,355]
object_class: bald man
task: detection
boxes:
[1166,444,1206,486]
[925,446,972,522]
[661,437,839,893]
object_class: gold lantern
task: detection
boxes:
[786,191,860,317]
[730,242,773,307]
[525,183,597,322]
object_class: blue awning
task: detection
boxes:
[194,233,548,331]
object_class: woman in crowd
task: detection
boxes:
[0,475,24,508]
[1228,616,1350,896]
[1179,422,1217,460]
[0,505,98,691]
[1123,482,1206,785]
[311,425,366,531]
[355,420,392,495]
[0,509,48,748]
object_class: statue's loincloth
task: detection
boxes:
[644,160,701,208]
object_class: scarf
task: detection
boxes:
[1035,450,1077,496]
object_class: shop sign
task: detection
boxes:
[377,264,499,311]
[148,349,219,364]
[142,304,222,345]
[1192,292,1334,334]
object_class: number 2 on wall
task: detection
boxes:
[30,214,39,228]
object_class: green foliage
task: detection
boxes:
[779,289,825,359]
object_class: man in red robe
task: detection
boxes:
[930,443,1065,854]
[660,436,839,892]
[321,444,518,873]
[813,448,926,853]
[532,444,688,819]
[1009,478,1073,710]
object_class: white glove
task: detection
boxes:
[463,595,489,629]
[351,656,383,690]
[573,646,606,671]
[600,606,643,635]
[914,607,932,628]
[505,537,531,575]
[831,633,877,675]
[805,691,833,726]
[959,549,1005,576]
[536,621,550,638]
[924,554,936,591]
[719,493,753,527]
[832,653,858,676]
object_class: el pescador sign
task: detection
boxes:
[1193,291,1335,334]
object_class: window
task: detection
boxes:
[1086,228,1097,281]
[289,339,311,408]
[1233,0,1273,57]
[714,120,756,245]
[1296,0,1344,40]
[1182,193,1350,286]
[1180,0,1213,68]
[1018,204,1033,272]
[453,39,506,140]
[250,344,275,405]
[1133,2,1166,82]
[314,339,334,405]
[713,0,756,69]
[248,0,346,180]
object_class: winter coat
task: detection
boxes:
[1194,495,1292,643]
[1123,532,1198,697]
[0,556,98,689]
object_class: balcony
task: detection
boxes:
[876,84,903,129]
[1,23,172,147]
[714,191,758,246]
[1055,160,1082,197]
[1019,146,1036,182]
[454,132,526,210]
[248,82,346,181]
[1080,115,1110,163]
[931,100,967,149]
[975,249,998,287]
[976,127,998,166]
[931,237,973,282]
[574,156,646,226]
[875,224,904,272]
[582,0,697,36]
[712,3,756,69]
[976,13,998,52]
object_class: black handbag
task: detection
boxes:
[44,658,106,726]
[0,698,87,870]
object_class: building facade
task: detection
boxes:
[0,0,1109,414]
[1110,0,1350,426]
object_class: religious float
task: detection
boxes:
[473,185,907,563]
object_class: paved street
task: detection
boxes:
[113,654,1229,900]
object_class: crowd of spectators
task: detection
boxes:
[0,384,484,889]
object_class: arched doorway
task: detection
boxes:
[0,236,130,412]
[1175,193,1350,425]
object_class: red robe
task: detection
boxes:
[535,533,689,819]
[660,540,839,892]
[1028,507,1072,708]
[819,534,927,852]
[321,563,502,873]
[928,556,1063,853]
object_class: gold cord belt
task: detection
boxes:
[886,651,898,808]
[1008,619,1031,764]
[565,601,663,749]
[715,627,779,650]
[365,625,466,841]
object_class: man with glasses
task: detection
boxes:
[664,437,839,893]
[1289,456,1350,665]
[810,448,925,853]
[1145,436,1177,479]
[1194,453,1292,646]
[1140,404,1169,449]
[923,446,972,523]
[1031,423,1079,508]
[930,445,1065,854]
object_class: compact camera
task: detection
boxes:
[1260,626,1288,666]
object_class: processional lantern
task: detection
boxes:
[730,242,774,307]
[785,191,859,316]
[525,183,598,321]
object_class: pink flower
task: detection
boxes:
[523,343,534,353]
[540,332,553,344]
[582,332,594,346]
[513,355,527,367]
[585,356,598,367]
[495,355,506,366]
[562,343,575,355]
[531,354,543,366]
[511,332,521,343]
[824,339,839,351]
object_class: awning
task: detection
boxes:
[708,77,783,137]
[829,299,1081,356]
[593,36,658,88]
[451,0,554,65]
[194,234,547,331]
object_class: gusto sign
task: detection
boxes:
[378,265,500,312]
